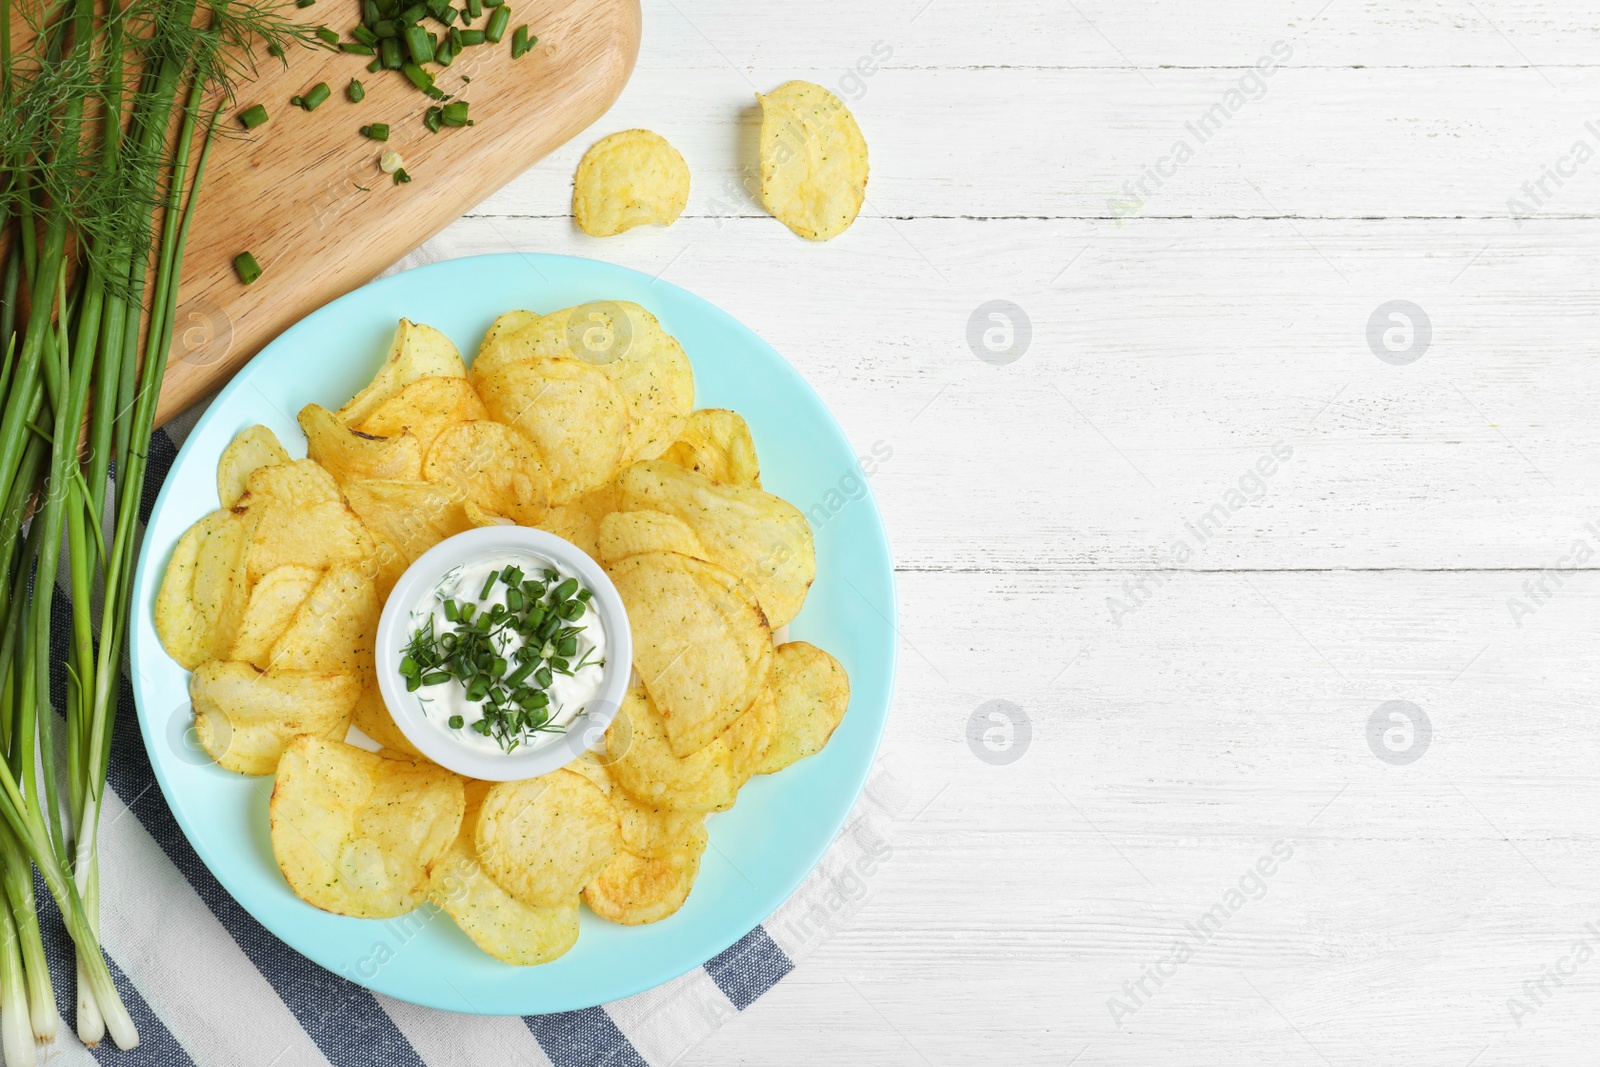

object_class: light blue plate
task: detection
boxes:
[130,253,896,1015]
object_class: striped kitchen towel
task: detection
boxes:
[29,403,903,1067]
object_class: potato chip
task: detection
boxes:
[610,790,706,860]
[475,769,620,908]
[606,551,773,757]
[191,661,360,775]
[619,460,814,629]
[229,564,321,671]
[422,420,550,526]
[758,80,869,241]
[337,319,466,427]
[534,484,618,562]
[582,825,706,925]
[427,782,580,965]
[476,357,630,504]
[265,562,379,675]
[565,749,615,796]
[572,129,690,237]
[662,409,760,488]
[240,496,375,586]
[343,479,475,596]
[471,302,693,466]
[300,403,424,484]
[217,425,291,508]
[471,309,542,382]
[155,509,249,670]
[357,377,489,454]
[270,736,463,918]
[350,683,424,758]
[597,510,705,563]
[240,458,341,509]
[755,642,849,774]
[606,685,747,813]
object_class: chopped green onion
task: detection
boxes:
[404,24,434,62]
[233,252,264,285]
[380,37,403,68]
[347,79,366,102]
[352,24,380,45]
[295,0,315,7]
[448,715,464,729]
[467,0,482,17]
[394,168,412,184]
[340,41,375,54]
[440,100,470,126]
[300,82,331,110]
[361,123,390,140]
[457,27,484,44]
[315,25,340,44]
[510,25,532,57]
[484,5,509,41]
[238,104,269,129]
[435,39,455,65]
[401,61,434,91]
[367,56,383,72]
[372,18,399,36]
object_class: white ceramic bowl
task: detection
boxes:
[373,525,632,780]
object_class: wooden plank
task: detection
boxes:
[157,0,640,423]
[631,0,1600,70]
[467,65,1600,221]
[688,569,1600,1066]
[398,215,1600,572]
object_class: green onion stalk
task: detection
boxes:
[0,0,307,1051]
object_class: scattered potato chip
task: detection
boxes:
[606,685,751,813]
[427,781,581,965]
[337,319,466,427]
[240,495,375,586]
[758,80,869,241]
[476,357,631,504]
[535,483,618,560]
[270,736,463,917]
[582,824,706,925]
[422,420,550,526]
[597,510,706,563]
[229,564,321,671]
[217,425,291,508]
[191,662,360,775]
[350,684,425,758]
[265,562,379,675]
[343,479,475,596]
[301,403,424,484]
[155,509,249,670]
[755,642,849,774]
[662,409,760,488]
[572,129,691,237]
[358,377,489,454]
[475,769,620,908]
[607,551,774,757]
[619,460,814,629]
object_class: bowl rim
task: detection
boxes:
[373,524,634,781]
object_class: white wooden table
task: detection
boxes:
[427,1,1600,1061]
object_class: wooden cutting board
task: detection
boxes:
[157,0,640,425]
